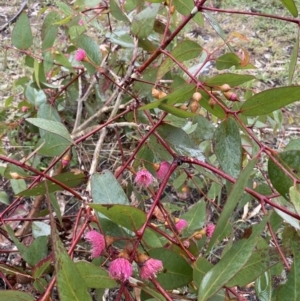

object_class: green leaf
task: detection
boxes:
[0,191,9,205]
[149,248,193,289]
[36,133,71,157]
[75,261,117,288]
[26,118,73,143]
[18,171,87,196]
[141,285,166,301]
[42,25,58,50]
[198,216,269,301]
[50,192,63,226]
[77,34,101,75]
[255,271,272,301]
[106,30,134,48]
[0,291,34,301]
[274,197,300,230]
[110,0,130,23]
[54,51,74,71]
[157,40,202,79]
[89,204,146,231]
[181,201,206,236]
[157,124,205,162]
[280,0,298,17]
[216,53,240,70]
[227,240,280,287]
[268,150,300,199]
[290,185,300,215]
[53,232,92,301]
[139,84,196,110]
[213,117,242,178]
[173,0,195,15]
[41,11,61,40]
[205,73,255,87]
[32,222,51,238]
[197,90,226,119]
[190,115,215,141]
[158,103,197,118]
[289,29,299,84]
[208,158,257,250]
[25,82,47,107]
[131,4,160,39]
[193,257,213,287]
[275,241,300,300]
[91,170,130,205]
[32,256,52,279]
[6,225,48,266]
[10,179,27,195]
[12,13,33,50]
[240,86,300,116]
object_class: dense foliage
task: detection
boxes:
[1,0,300,300]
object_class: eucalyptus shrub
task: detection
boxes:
[1,0,300,300]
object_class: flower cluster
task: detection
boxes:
[206,223,216,238]
[156,161,171,181]
[109,257,133,281]
[175,218,188,233]
[135,169,153,187]
[140,258,163,280]
[85,230,105,258]
[75,48,86,62]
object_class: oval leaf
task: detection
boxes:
[149,248,193,289]
[205,73,255,87]
[268,150,300,199]
[26,118,73,143]
[89,204,146,231]
[12,13,33,50]
[91,170,130,205]
[213,117,242,179]
[53,232,92,301]
[76,261,117,288]
[240,86,300,116]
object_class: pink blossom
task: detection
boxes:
[21,106,28,112]
[85,230,105,258]
[206,223,215,238]
[156,161,171,181]
[175,219,188,233]
[62,159,69,167]
[75,48,86,61]
[140,258,163,280]
[135,169,153,187]
[78,19,84,26]
[109,258,133,281]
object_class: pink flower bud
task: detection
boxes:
[75,48,86,61]
[78,19,84,26]
[62,159,69,167]
[85,230,105,258]
[109,258,133,281]
[21,106,28,112]
[175,219,188,233]
[156,161,171,181]
[140,258,163,280]
[135,169,153,188]
[206,223,215,238]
